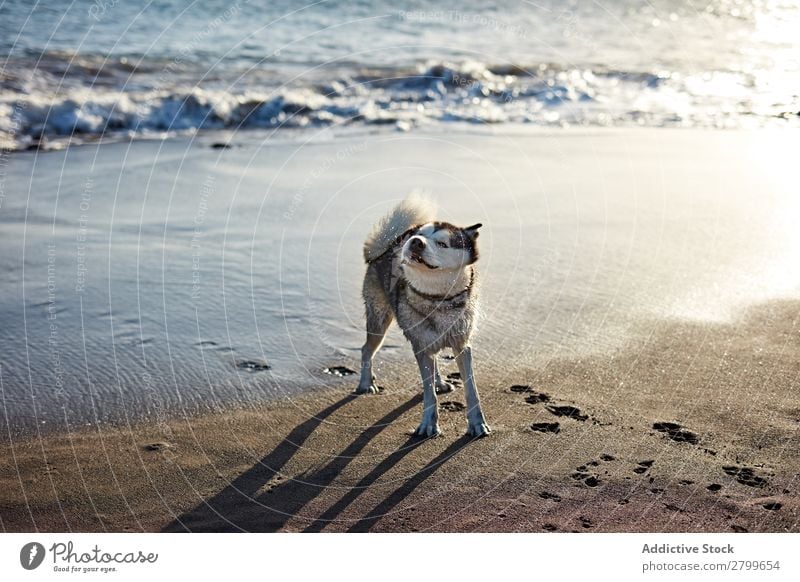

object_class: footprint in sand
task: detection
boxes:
[546,405,588,422]
[237,360,271,372]
[323,366,356,377]
[525,392,551,404]
[439,401,465,413]
[652,422,699,444]
[510,384,551,403]
[142,442,172,452]
[539,492,562,502]
[542,523,558,531]
[707,484,722,492]
[435,383,456,395]
[761,501,782,511]
[579,516,594,529]
[722,465,768,488]
[530,422,560,434]
[572,464,601,487]
[634,460,654,475]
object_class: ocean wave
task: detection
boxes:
[1,59,797,150]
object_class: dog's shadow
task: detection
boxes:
[163,394,474,532]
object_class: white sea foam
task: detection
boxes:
[1,59,797,150]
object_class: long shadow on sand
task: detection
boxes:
[309,434,474,532]
[164,393,426,532]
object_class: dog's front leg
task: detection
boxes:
[456,346,490,437]
[414,351,441,437]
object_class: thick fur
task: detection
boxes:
[363,191,436,262]
[356,194,490,438]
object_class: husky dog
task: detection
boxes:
[356,193,490,438]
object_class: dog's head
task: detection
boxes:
[400,222,482,272]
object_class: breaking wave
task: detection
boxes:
[1,55,797,150]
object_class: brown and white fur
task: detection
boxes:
[356,193,490,438]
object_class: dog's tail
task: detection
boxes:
[363,191,436,263]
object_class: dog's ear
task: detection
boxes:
[465,223,482,239]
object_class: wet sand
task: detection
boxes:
[2,297,798,532]
[2,127,799,434]
[2,127,799,532]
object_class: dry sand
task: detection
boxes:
[2,297,798,533]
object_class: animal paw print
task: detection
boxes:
[722,465,769,488]
[572,462,601,488]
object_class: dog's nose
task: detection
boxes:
[410,237,425,253]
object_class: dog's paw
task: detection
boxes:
[414,418,442,438]
[354,383,380,395]
[435,381,457,394]
[467,421,491,438]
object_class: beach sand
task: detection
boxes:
[1,296,798,533]
[1,128,798,532]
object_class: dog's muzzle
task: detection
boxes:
[406,238,438,269]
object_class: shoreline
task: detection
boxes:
[3,127,799,433]
[2,297,798,532]
[6,124,799,155]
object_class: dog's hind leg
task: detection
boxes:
[455,346,490,437]
[413,351,441,437]
[355,305,393,394]
[434,357,456,394]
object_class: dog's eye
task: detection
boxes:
[436,241,448,248]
